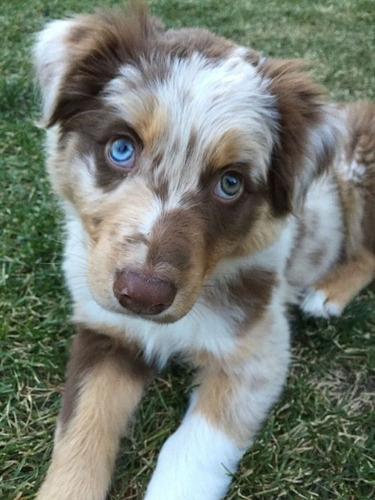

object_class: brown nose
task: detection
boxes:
[113,270,177,315]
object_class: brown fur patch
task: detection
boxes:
[244,49,261,66]
[259,59,335,215]
[310,247,326,267]
[152,176,169,202]
[193,172,269,258]
[48,3,163,127]
[228,270,276,326]
[193,366,237,431]
[342,101,375,254]
[60,325,154,427]
[163,27,235,60]
[204,269,276,328]
[146,210,196,274]
[187,128,198,159]
[62,110,144,192]
[335,174,364,259]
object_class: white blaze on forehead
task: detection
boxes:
[159,53,275,141]
[103,51,278,200]
[137,195,163,236]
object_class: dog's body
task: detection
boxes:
[34,3,375,499]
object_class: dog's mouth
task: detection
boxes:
[113,269,177,317]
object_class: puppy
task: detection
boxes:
[34,2,375,499]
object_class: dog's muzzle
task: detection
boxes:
[113,270,177,315]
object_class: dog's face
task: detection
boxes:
[35,4,336,323]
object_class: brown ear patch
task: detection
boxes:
[260,59,334,215]
[163,27,235,60]
[47,2,163,128]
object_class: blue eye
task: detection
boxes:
[214,173,243,200]
[107,138,135,168]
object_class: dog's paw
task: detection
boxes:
[300,288,342,318]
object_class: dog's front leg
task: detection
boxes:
[37,326,153,500]
[145,315,290,500]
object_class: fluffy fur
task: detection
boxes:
[34,3,375,499]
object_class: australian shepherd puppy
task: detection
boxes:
[34,2,375,499]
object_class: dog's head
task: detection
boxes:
[34,2,337,323]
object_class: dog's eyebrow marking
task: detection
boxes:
[104,83,169,150]
[138,100,169,148]
[205,128,256,171]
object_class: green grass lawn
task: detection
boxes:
[1,0,374,498]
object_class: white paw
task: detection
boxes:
[145,413,242,500]
[301,288,342,318]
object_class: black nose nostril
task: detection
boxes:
[113,270,177,315]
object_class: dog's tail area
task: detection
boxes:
[341,101,375,182]
[338,101,375,257]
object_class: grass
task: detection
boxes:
[0,0,374,498]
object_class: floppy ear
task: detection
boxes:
[33,17,88,126]
[259,59,338,215]
[34,2,162,128]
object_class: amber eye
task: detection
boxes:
[214,173,244,200]
[106,138,135,168]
